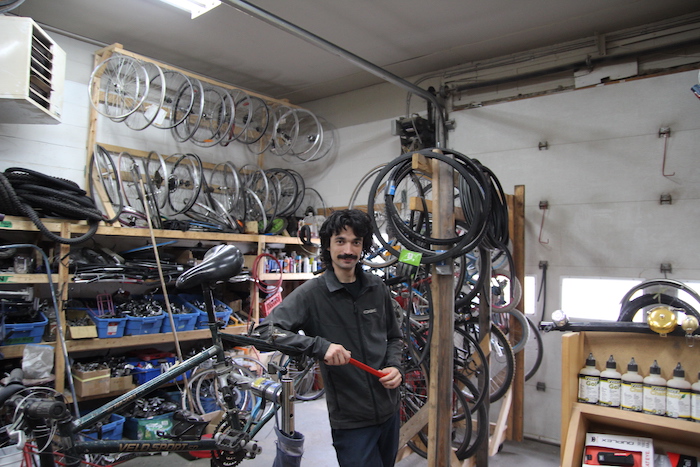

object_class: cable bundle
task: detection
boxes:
[0,167,102,244]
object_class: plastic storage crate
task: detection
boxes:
[179,294,233,330]
[1,312,48,346]
[130,357,191,385]
[155,295,198,333]
[124,313,165,336]
[87,309,127,338]
[0,443,24,467]
[79,413,125,441]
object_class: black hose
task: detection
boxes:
[0,168,101,244]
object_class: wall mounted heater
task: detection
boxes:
[0,16,66,124]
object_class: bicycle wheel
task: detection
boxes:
[348,164,399,269]
[209,162,242,216]
[453,325,488,411]
[492,308,530,354]
[266,168,301,218]
[488,324,515,403]
[124,61,165,131]
[144,150,170,210]
[191,85,233,147]
[152,69,195,129]
[166,153,203,216]
[89,55,149,120]
[237,95,270,145]
[88,145,122,220]
[524,315,544,382]
[402,363,473,459]
[288,355,325,401]
[171,77,204,142]
[116,151,142,208]
[453,373,489,459]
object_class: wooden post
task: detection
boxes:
[427,152,455,466]
[506,185,525,441]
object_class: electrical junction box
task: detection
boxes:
[0,16,66,124]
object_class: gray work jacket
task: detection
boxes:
[257,266,403,430]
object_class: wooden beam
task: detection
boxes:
[427,152,455,466]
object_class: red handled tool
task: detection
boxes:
[349,358,388,378]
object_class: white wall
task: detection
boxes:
[1,31,699,444]
[305,70,700,443]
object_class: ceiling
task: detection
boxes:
[10,0,700,104]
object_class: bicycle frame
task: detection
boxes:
[27,286,292,464]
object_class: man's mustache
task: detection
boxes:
[337,254,358,260]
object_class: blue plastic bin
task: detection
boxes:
[1,312,48,346]
[154,295,198,333]
[79,413,125,441]
[87,309,127,338]
[124,314,165,336]
[130,357,191,384]
[179,294,233,329]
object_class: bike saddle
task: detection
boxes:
[176,244,244,289]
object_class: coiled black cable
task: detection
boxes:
[367,149,491,264]
[0,167,101,244]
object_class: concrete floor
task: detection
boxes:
[129,396,560,466]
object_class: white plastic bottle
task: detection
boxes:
[620,357,644,412]
[666,362,691,420]
[692,372,700,423]
[643,360,666,416]
[578,353,600,404]
[599,355,621,408]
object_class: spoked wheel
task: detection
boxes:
[116,151,143,209]
[209,162,242,221]
[89,55,150,121]
[236,95,270,145]
[153,70,196,130]
[124,61,165,131]
[287,355,325,401]
[524,316,544,382]
[144,150,170,211]
[89,145,123,221]
[166,153,203,216]
[191,85,234,147]
[401,363,473,460]
[488,324,515,403]
[171,77,205,142]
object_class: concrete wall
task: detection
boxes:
[1,31,699,444]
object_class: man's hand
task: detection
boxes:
[324,343,351,365]
[378,367,402,389]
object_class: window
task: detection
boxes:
[562,277,700,321]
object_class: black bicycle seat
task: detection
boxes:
[176,244,244,289]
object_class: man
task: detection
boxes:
[257,209,404,466]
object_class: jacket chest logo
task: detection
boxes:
[362,308,377,314]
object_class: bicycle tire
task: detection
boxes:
[492,308,530,354]
[288,355,325,401]
[488,324,515,403]
[89,55,149,121]
[453,324,488,411]
[89,145,122,221]
[617,293,700,323]
[524,316,544,382]
[167,153,203,215]
[453,372,489,459]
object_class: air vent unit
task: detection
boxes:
[0,16,66,124]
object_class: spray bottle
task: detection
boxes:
[620,357,644,412]
[666,362,691,420]
[599,355,621,408]
[643,360,666,416]
[578,353,600,404]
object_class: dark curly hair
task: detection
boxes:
[319,209,373,268]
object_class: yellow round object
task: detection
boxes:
[647,306,677,335]
[681,315,699,334]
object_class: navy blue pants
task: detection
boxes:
[331,412,400,467]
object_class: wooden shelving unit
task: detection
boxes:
[0,215,315,396]
[560,331,700,466]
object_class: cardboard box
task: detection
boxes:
[110,375,136,393]
[584,433,654,467]
[72,368,110,397]
[66,309,98,339]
